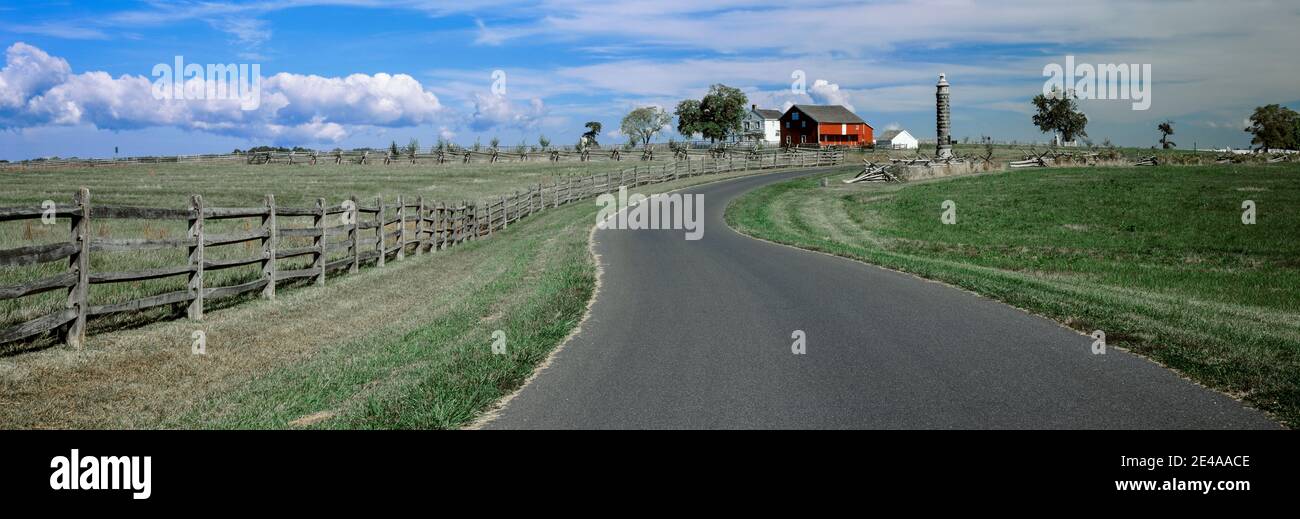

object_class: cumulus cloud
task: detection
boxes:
[0,42,447,144]
[469,93,546,132]
[807,79,853,111]
[266,72,443,127]
[0,43,71,110]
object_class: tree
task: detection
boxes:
[1158,121,1176,149]
[389,141,401,157]
[674,84,749,143]
[405,138,420,157]
[1244,104,1300,151]
[675,99,702,139]
[538,134,551,150]
[621,106,672,147]
[582,121,602,146]
[490,136,500,150]
[1031,88,1088,145]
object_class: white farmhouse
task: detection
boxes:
[741,105,783,144]
[876,129,919,150]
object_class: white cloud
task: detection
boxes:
[808,79,853,111]
[469,93,546,132]
[0,42,447,144]
[266,72,443,127]
[0,43,71,110]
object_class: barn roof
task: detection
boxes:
[790,104,867,124]
[754,108,783,119]
[877,129,907,141]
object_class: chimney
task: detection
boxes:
[752,104,757,111]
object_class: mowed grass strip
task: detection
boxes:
[727,164,1300,428]
[0,166,787,429]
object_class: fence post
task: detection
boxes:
[65,187,90,348]
[503,195,510,230]
[439,202,448,249]
[454,202,461,244]
[262,194,277,300]
[314,198,325,285]
[414,196,424,256]
[349,195,360,274]
[463,202,470,241]
[397,195,406,261]
[187,194,204,320]
[376,196,386,267]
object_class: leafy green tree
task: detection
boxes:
[621,106,673,146]
[674,99,702,139]
[405,138,420,157]
[538,134,551,150]
[1031,87,1088,144]
[490,136,500,149]
[389,141,401,157]
[1244,104,1300,151]
[674,84,749,143]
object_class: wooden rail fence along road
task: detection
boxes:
[0,150,844,350]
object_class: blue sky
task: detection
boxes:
[1,0,1297,160]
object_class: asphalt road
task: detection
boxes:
[485,167,1280,429]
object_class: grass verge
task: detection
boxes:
[726,164,1300,428]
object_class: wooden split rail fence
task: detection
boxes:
[0,150,844,349]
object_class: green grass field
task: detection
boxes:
[0,160,668,350]
[727,163,1300,428]
[0,165,781,429]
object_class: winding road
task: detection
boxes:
[485,167,1279,429]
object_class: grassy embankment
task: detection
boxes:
[726,164,1300,427]
[0,165,780,429]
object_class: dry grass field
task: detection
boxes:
[0,159,673,352]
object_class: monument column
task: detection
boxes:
[936,73,953,159]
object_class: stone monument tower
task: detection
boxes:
[936,73,953,159]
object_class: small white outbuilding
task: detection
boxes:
[876,129,919,150]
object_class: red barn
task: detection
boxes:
[779,104,873,148]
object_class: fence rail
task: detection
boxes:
[0,149,844,349]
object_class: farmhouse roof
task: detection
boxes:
[877,129,907,141]
[790,104,867,125]
[754,108,783,119]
